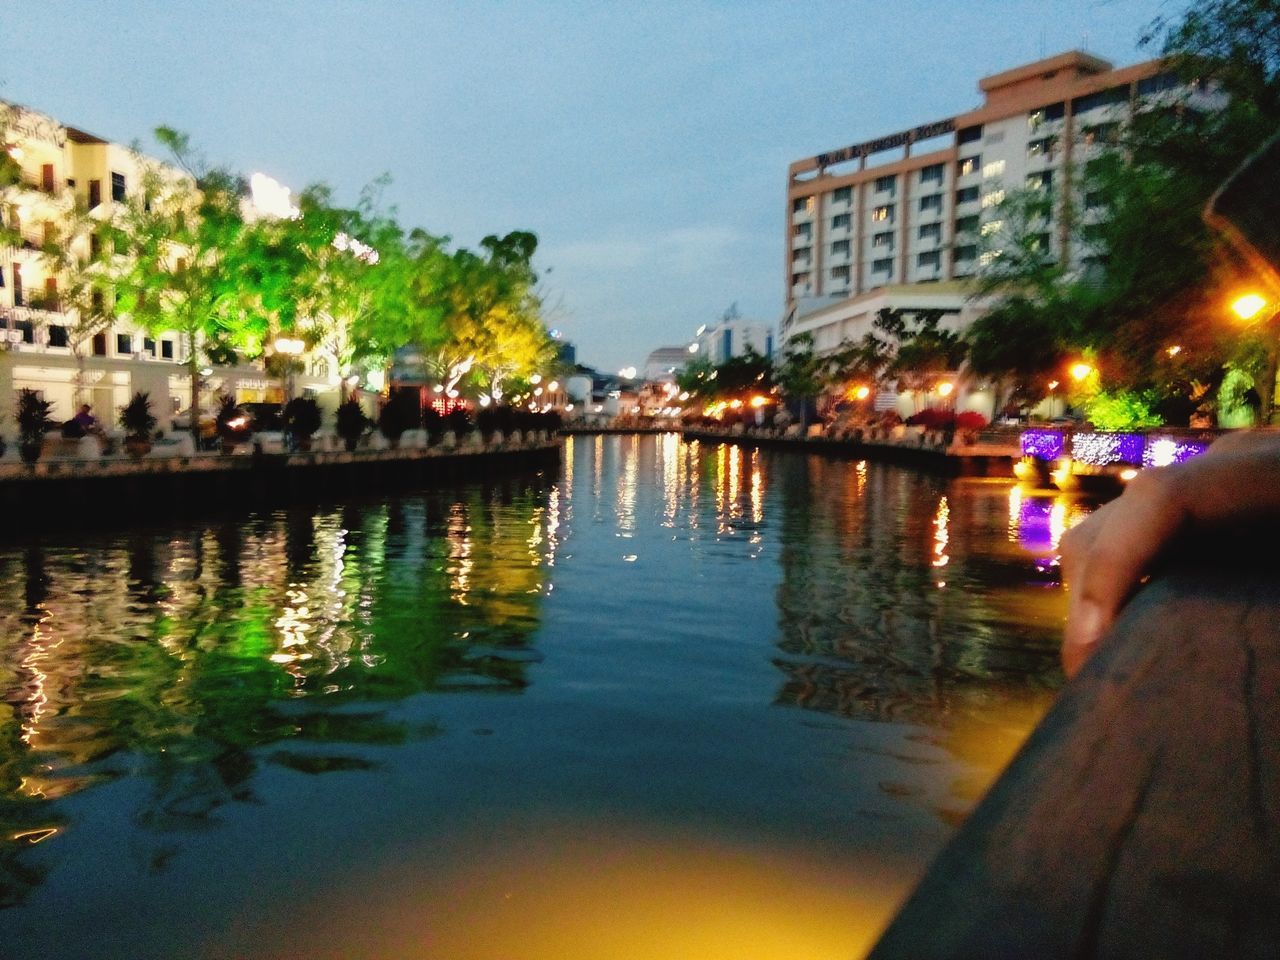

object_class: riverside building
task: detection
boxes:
[0,100,341,433]
[782,51,1216,364]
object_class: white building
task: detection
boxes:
[642,346,690,382]
[0,101,342,437]
[690,316,774,365]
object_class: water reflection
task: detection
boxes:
[0,482,554,906]
[1,436,1090,957]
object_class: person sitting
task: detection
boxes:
[65,403,110,452]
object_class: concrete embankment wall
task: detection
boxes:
[0,441,562,533]
[681,429,1015,478]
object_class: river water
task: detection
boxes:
[0,434,1088,959]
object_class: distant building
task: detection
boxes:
[691,316,774,366]
[555,340,577,366]
[784,50,1218,316]
[643,346,689,382]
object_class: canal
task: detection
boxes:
[0,433,1088,959]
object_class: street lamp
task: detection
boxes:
[1069,362,1093,383]
[272,336,306,401]
[1232,292,1268,321]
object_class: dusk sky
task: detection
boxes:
[1,0,1179,372]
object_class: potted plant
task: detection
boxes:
[422,404,445,447]
[335,398,369,452]
[282,396,322,452]
[215,394,250,454]
[16,389,55,464]
[119,391,158,459]
[377,393,417,450]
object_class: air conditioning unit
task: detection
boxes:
[7,330,23,344]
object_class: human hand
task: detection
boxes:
[1060,429,1280,677]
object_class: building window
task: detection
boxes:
[14,320,34,344]
[116,333,133,355]
[48,324,69,348]
[918,223,943,242]
[874,175,896,194]
[1027,136,1058,159]
[917,250,942,269]
[920,163,945,184]
[91,288,105,314]
[831,265,850,283]
[88,179,102,208]
[980,219,1004,237]
[791,271,810,287]
[872,204,894,222]
[793,222,811,238]
[90,231,102,259]
[92,332,107,356]
[792,196,814,214]
[952,244,977,262]
[792,247,811,265]
[41,164,55,193]
[1081,122,1120,146]
[1030,232,1052,253]
[957,124,983,145]
[979,249,1004,267]
[872,231,894,248]
[42,277,59,310]
[111,172,127,203]
[143,336,157,356]
[957,155,980,177]
[955,214,980,235]
[1028,170,1054,190]
[1137,72,1180,96]
[830,239,850,257]
[833,186,852,203]
[871,257,894,274]
[955,186,980,205]
[161,339,175,360]
[831,213,851,229]
[1085,190,1106,210]
[919,193,943,214]
[981,189,1006,209]
[1072,85,1130,114]
[982,159,1006,179]
[12,263,22,306]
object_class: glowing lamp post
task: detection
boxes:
[1230,292,1280,423]
[273,336,306,401]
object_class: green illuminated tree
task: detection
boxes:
[112,128,257,442]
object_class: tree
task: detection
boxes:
[776,333,825,428]
[112,128,256,442]
[966,296,1072,413]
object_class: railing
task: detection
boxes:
[868,544,1280,958]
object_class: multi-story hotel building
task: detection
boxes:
[782,51,1215,359]
[0,100,341,434]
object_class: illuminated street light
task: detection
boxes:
[1166,345,1182,357]
[1070,362,1093,382]
[688,343,699,353]
[273,337,305,356]
[547,380,559,392]
[853,385,870,401]
[936,382,955,397]
[530,373,542,385]
[1047,380,1059,390]
[619,367,637,379]
[1232,293,1268,321]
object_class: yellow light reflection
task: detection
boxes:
[931,496,950,571]
[235,821,904,960]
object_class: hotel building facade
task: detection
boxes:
[782,51,1216,364]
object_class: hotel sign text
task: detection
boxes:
[816,118,956,168]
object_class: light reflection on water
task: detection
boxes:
[1,435,1090,958]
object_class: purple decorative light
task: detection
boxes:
[1018,496,1054,554]
[1021,429,1064,461]
[1142,435,1212,468]
[1070,432,1144,466]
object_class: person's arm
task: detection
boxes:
[1060,430,1280,677]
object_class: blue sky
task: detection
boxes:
[0,0,1181,372]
